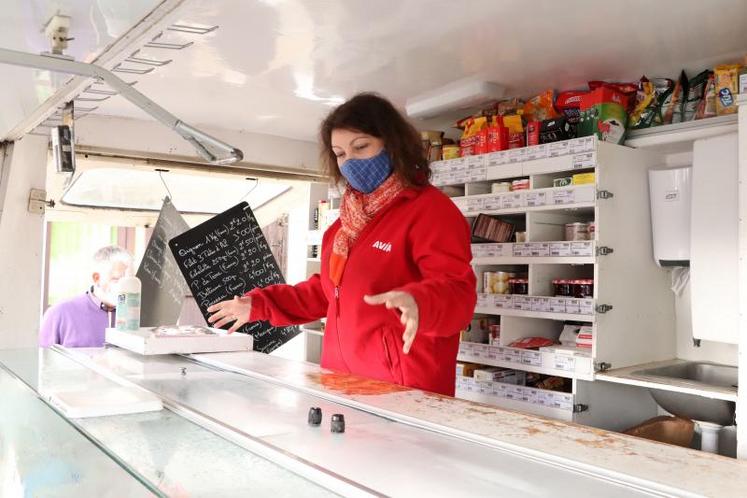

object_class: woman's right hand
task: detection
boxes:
[207,296,253,333]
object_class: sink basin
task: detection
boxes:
[632,362,737,426]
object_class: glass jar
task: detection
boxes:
[509,278,529,295]
[573,279,594,298]
[553,279,571,297]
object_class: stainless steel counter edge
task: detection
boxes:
[51,346,376,498]
[186,351,747,498]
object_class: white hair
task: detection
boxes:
[92,245,133,276]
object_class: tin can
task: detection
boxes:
[491,182,511,194]
[511,179,530,191]
[565,222,589,241]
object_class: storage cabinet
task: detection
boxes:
[433,137,676,423]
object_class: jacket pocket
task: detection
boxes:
[381,328,404,385]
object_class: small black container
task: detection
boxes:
[308,407,322,426]
[331,413,345,433]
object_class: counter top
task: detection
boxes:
[596,359,738,402]
[193,351,747,498]
[3,347,747,497]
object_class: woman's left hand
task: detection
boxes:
[364,291,419,354]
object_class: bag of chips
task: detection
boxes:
[662,71,688,124]
[683,70,710,121]
[555,90,587,125]
[522,90,559,123]
[715,64,740,115]
[503,114,525,149]
[695,72,717,120]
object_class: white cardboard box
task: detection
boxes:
[105,326,254,355]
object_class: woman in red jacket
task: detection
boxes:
[208,93,476,395]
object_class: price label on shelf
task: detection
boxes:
[466,198,484,213]
[501,192,525,209]
[550,242,572,257]
[526,191,547,207]
[508,148,526,164]
[492,382,508,398]
[483,194,503,211]
[522,350,542,366]
[522,388,539,404]
[501,348,521,363]
[572,152,596,169]
[565,299,582,314]
[476,293,490,307]
[531,297,551,312]
[472,343,489,358]
[549,298,567,313]
[580,299,594,315]
[503,385,523,400]
[471,169,488,182]
[548,140,571,157]
[487,151,509,167]
[528,242,550,257]
[525,144,548,161]
[514,296,533,311]
[571,241,594,256]
[553,189,576,205]
[494,295,513,309]
[554,354,576,372]
[512,243,531,257]
[467,155,485,169]
[486,345,499,360]
[569,136,595,154]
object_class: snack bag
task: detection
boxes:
[588,80,637,111]
[650,78,675,126]
[555,90,587,125]
[459,116,488,156]
[695,72,717,120]
[715,64,740,115]
[629,76,654,129]
[503,114,525,149]
[487,116,509,152]
[539,117,574,143]
[577,87,628,144]
[526,121,541,146]
[496,98,524,116]
[683,70,710,121]
[662,71,688,124]
[522,90,559,123]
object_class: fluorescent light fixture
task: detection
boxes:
[406,78,505,119]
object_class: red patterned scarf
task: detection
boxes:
[330,175,405,286]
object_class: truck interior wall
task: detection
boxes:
[0,135,48,349]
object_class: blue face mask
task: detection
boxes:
[340,148,393,194]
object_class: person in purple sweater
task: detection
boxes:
[39,245,133,348]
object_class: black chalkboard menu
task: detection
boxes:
[168,202,299,352]
[137,198,191,327]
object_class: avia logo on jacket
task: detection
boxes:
[372,240,392,253]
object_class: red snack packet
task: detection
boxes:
[526,121,541,146]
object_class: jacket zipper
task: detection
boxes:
[334,285,351,371]
[331,189,414,373]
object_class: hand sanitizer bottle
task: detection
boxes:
[115,272,142,332]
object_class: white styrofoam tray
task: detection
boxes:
[43,385,163,418]
[105,326,254,355]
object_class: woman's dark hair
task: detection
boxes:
[320,92,430,186]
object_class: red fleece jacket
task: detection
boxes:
[248,185,476,395]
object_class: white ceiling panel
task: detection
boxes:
[3,0,747,143]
